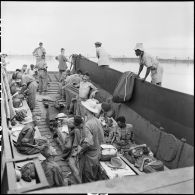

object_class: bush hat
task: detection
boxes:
[81,99,99,114]
[134,43,144,51]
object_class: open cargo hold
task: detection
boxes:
[1,54,194,193]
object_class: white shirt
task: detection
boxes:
[139,52,163,84]
[33,47,46,58]
[79,81,97,99]
[96,47,110,66]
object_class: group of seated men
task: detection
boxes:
[53,68,135,184]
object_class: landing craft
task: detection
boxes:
[1,54,193,193]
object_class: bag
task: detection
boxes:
[113,71,136,103]
[13,97,23,108]
[15,109,27,121]
[20,162,37,182]
[143,160,164,173]
[128,144,151,158]
[100,144,117,161]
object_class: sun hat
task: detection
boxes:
[134,43,144,51]
[94,42,102,46]
[56,113,67,119]
[107,157,127,169]
[81,99,100,114]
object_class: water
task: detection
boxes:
[5,55,194,95]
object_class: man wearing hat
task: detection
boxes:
[76,99,105,183]
[94,42,110,67]
[134,43,164,86]
[32,42,46,65]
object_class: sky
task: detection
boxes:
[1,1,194,58]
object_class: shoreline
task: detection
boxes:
[6,54,194,64]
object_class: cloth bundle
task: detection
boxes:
[15,109,27,121]
[125,144,164,173]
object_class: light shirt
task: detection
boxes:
[56,54,68,71]
[79,81,97,99]
[37,60,47,70]
[96,47,110,66]
[27,69,35,76]
[33,47,46,58]
[139,52,163,84]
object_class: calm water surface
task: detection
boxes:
[5,55,194,95]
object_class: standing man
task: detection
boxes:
[37,55,48,95]
[94,42,110,67]
[55,48,69,80]
[77,99,105,183]
[134,43,164,86]
[32,42,46,65]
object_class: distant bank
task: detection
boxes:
[110,57,194,64]
[6,54,194,64]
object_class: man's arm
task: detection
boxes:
[142,66,152,81]
[32,48,38,56]
[137,64,144,77]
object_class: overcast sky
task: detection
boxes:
[1,1,194,58]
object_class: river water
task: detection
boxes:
[5,55,194,95]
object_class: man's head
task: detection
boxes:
[61,48,65,54]
[94,42,102,48]
[16,72,23,79]
[134,43,144,57]
[39,42,43,47]
[22,64,28,72]
[32,114,41,126]
[66,69,71,76]
[40,144,57,158]
[16,69,21,72]
[76,69,82,75]
[30,64,34,69]
[74,115,83,127]
[83,72,90,82]
[116,116,126,128]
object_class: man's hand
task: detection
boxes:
[141,78,146,82]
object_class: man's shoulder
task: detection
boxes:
[126,123,133,129]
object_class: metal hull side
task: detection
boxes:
[74,55,194,146]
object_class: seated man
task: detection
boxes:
[75,72,98,117]
[53,113,73,159]
[67,115,84,184]
[107,116,134,153]
[40,144,66,187]
[99,102,118,140]
[15,115,46,155]
[21,64,28,74]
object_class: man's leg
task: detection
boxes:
[38,73,43,94]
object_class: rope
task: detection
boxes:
[124,72,132,102]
